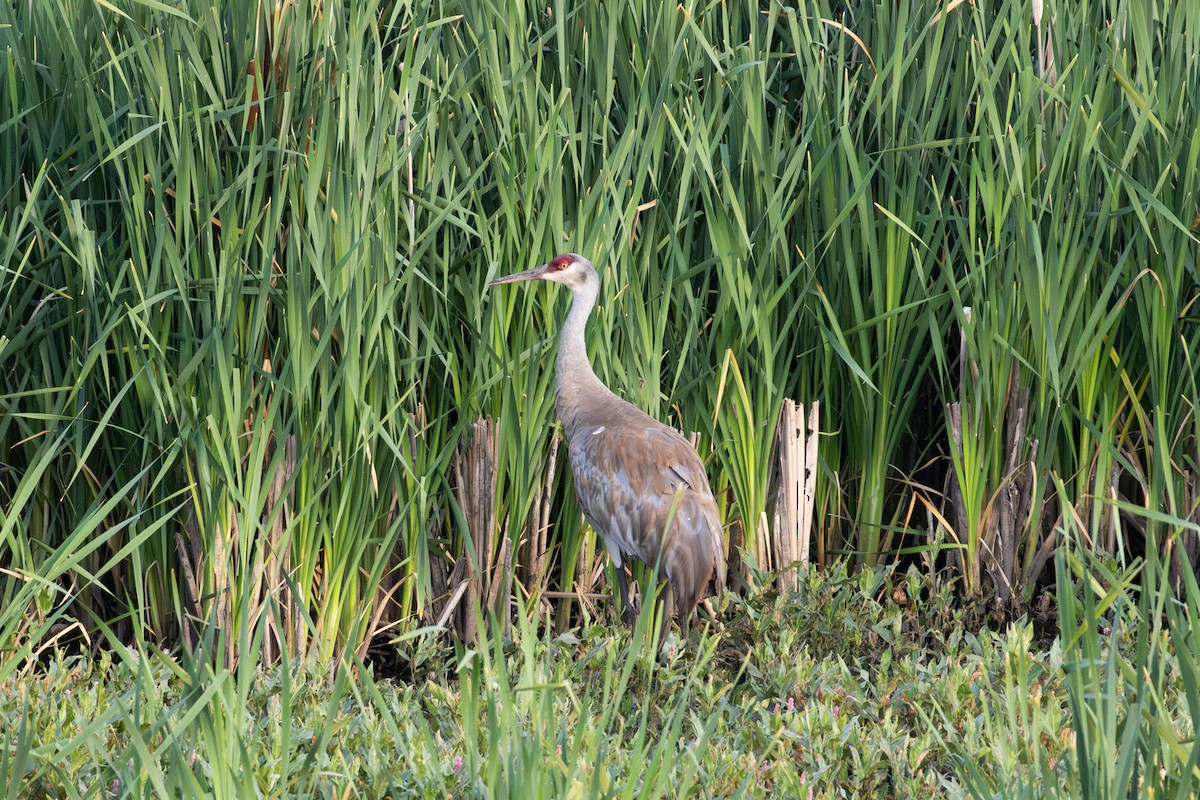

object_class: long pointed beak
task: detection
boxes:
[488,263,550,286]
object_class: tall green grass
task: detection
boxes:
[1,0,1198,668]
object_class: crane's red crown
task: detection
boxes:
[548,254,574,271]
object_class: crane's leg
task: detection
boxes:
[616,564,636,626]
[658,584,676,648]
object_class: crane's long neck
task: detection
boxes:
[555,278,611,433]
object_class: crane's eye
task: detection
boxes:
[549,255,573,271]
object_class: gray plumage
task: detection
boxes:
[490,253,727,630]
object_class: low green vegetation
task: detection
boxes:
[4,555,1197,798]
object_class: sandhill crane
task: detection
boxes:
[490,253,727,634]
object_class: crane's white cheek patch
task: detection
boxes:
[592,426,605,435]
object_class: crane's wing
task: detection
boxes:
[566,419,723,574]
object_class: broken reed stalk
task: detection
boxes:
[945,400,971,587]
[980,377,1037,607]
[770,400,819,592]
[262,433,297,665]
[486,528,513,637]
[452,417,498,644]
[521,430,560,600]
[174,506,203,657]
[944,307,1039,607]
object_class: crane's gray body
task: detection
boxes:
[492,253,726,626]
